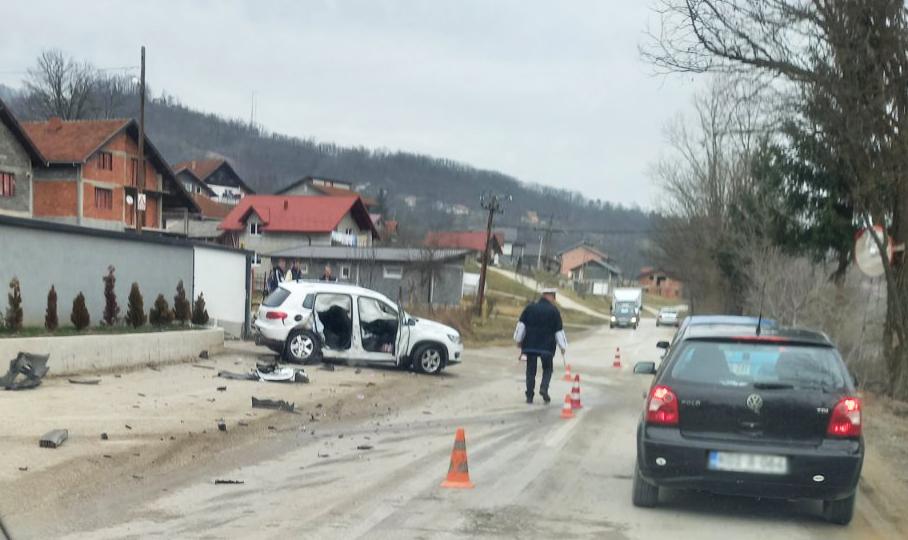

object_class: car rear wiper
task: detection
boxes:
[753,382,795,390]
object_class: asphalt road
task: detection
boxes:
[38,323,904,539]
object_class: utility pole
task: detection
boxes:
[136,45,146,234]
[534,214,558,271]
[475,192,510,316]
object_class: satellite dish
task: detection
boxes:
[125,195,134,205]
[854,225,892,278]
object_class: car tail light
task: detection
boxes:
[646,385,679,426]
[265,311,288,320]
[827,397,862,437]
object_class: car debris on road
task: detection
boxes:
[251,397,295,413]
[68,378,101,385]
[39,429,68,449]
[1,352,50,390]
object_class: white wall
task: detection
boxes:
[193,246,248,336]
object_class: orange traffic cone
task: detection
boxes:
[441,427,475,489]
[561,393,575,419]
[612,347,622,368]
[571,374,583,410]
[562,363,573,382]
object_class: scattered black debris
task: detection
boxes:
[132,405,140,409]
[217,386,227,392]
[100,432,109,440]
[237,421,249,427]
[18,466,28,471]
[422,411,432,415]
[318,364,335,372]
[355,368,362,374]
[39,429,68,448]
[132,474,143,480]
[192,364,215,370]
[338,434,344,439]
[137,393,146,397]
[268,426,276,430]
[366,382,376,387]
[114,374,122,378]
[318,452,330,458]
[103,454,112,459]
[357,445,374,450]
[316,403,323,409]
[217,420,227,432]
[199,350,210,359]
[214,479,244,485]
[252,397,295,413]
[124,424,133,430]
[68,378,100,385]
[1,352,50,390]
[148,365,161,372]
[207,398,216,403]
[217,370,257,381]
[169,436,175,440]
[132,453,140,457]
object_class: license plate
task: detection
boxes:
[708,451,788,475]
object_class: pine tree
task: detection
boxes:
[45,285,59,331]
[191,292,210,326]
[173,280,191,325]
[149,294,174,327]
[71,292,90,331]
[102,265,120,325]
[126,282,146,328]
[5,277,23,332]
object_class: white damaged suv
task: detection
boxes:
[253,281,463,374]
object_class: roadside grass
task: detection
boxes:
[0,324,196,339]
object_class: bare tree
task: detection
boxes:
[24,49,98,119]
[647,0,908,397]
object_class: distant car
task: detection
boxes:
[610,301,639,330]
[632,326,863,525]
[656,308,680,327]
[253,281,463,374]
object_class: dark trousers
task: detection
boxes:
[525,354,553,398]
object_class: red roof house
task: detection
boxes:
[424,230,504,254]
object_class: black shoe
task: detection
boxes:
[526,393,534,404]
[541,392,551,404]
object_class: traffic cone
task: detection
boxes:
[441,427,475,489]
[571,374,583,410]
[562,363,573,381]
[612,347,622,368]
[561,393,575,419]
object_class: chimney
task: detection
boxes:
[48,116,63,132]
[283,199,289,210]
[191,160,197,169]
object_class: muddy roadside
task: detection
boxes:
[859,394,908,535]
[0,341,482,535]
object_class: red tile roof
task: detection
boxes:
[172,159,225,181]
[311,184,378,206]
[21,118,130,162]
[191,194,234,220]
[219,195,378,236]
[424,231,503,253]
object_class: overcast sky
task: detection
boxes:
[0,0,700,207]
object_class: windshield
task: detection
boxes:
[669,341,847,390]
[616,303,635,314]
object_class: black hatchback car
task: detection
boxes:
[632,328,864,525]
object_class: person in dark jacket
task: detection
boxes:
[513,288,568,404]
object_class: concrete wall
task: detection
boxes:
[0,328,224,376]
[0,217,250,335]
[193,246,248,336]
[0,118,33,217]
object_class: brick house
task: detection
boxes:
[638,267,684,298]
[558,242,610,277]
[173,159,254,205]
[20,117,197,231]
[173,165,217,197]
[0,97,45,218]
[219,195,379,275]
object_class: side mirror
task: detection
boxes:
[656,341,670,350]
[407,318,417,326]
[633,361,657,375]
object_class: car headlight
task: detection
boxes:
[610,316,617,322]
[447,333,461,344]
[631,317,637,323]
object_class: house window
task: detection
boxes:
[340,265,352,280]
[383,265,403,279]
[184,182,193,192]
[97,152,113,171]
[345,228,354,235]
[0,172,14,198]
[249,222,263,236]
[94,187,113,209]
[251,252,262,266]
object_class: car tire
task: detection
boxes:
[632,463,659,508]
[609,324,614,329]
[412,344,445,375]
[823,492,856,525]
[284,329,322,364]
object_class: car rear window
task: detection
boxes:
[263,288,291,308]
[668,340,846,390]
